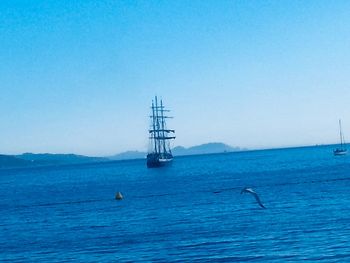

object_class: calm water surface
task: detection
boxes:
[1,145,350,262]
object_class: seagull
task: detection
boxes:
[241,187,266,208]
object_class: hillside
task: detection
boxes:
[110,142,242,160]
[16,153,108,166]
[172,142,241,156]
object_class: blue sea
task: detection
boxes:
[1,145,350,262]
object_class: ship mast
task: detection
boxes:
[151,100,157,154]
[339,119,343,148]
[148,96,175,157]
[155,96,161,155]
[339,119,346,149]
[160,99,167,155]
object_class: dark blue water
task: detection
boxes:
[1,145,350,262]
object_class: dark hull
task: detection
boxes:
[334,149,347,156]
[147,153,173,168]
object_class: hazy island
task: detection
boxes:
[0,143,242,169]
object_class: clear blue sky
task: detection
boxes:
[1,0,350,156]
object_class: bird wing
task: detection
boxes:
[241,188,266,208]
[251,192,265,208]
[241,188,253,194]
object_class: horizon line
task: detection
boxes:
[0,142,345,158]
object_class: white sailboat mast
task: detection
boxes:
[339,119,344,148]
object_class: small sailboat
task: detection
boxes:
[334,119,347,156]
[147,96,175,168]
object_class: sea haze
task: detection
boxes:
[1,145,350,261]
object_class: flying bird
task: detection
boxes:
[241,187,266,208]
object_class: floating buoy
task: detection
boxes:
[115,192,123,200]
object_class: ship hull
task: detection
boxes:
[334,149,347,156]
[147,154,173,168]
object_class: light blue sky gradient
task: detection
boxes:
[1,0,350,155]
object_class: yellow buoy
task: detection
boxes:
[115,192,123,200]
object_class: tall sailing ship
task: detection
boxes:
[334,119,347,156]
[147,96,176,168]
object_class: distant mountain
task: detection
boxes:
[109,143,242,160]
[16,153,108,166]
[171,146,187,156]
[0,143,242,169]
[109,151,146,160]
[0,153,109,169]
[172,142,241,156]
